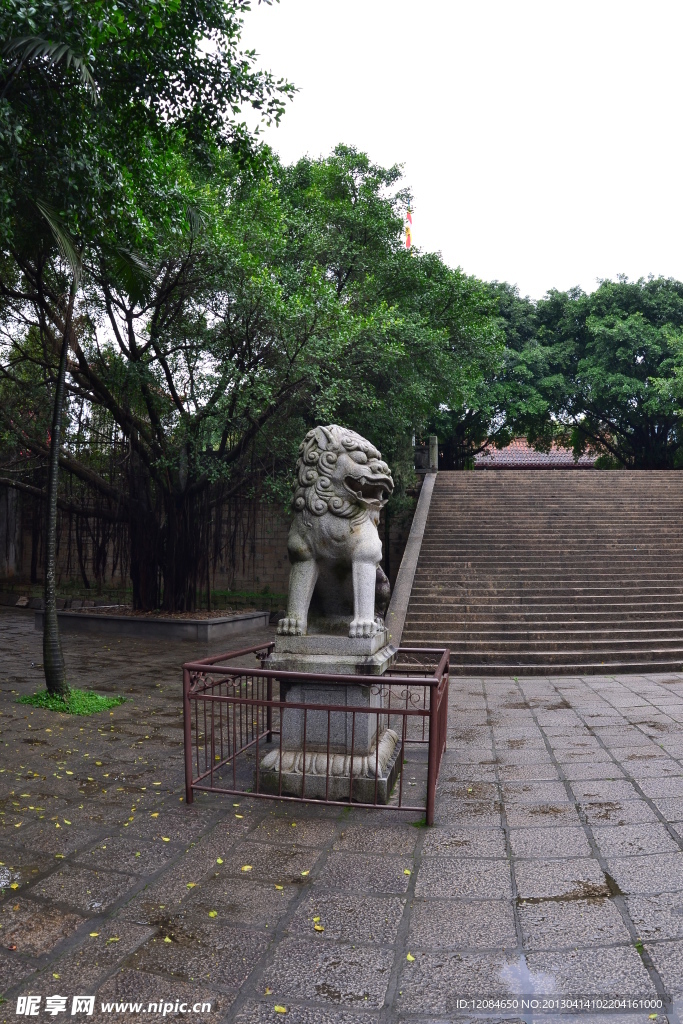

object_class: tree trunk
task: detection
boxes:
[161,491,205,613]
[43,279,76,697]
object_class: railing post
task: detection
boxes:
[183,667,194,804]
[428,435,439,472]
[426,680,439,825]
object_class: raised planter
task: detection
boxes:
[34,609,270,642]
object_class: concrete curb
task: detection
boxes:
[34,609,270,642]
[385,473,436,647]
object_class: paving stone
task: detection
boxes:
[498,764,561,782]
[130,921,268,991]
[252,815,337,849]
[591,823,680,858]
[509,826,592,859]
[560,764,628,781]
[439,781,499,801]
[91,968,227,1023]
[33,864,137,913]
[0,947,36,995]
[504,803,581,828]
[525,947,656,996]
[415,858,512,899]
[14,821,101,856]
[0,844,55,891]
[433,799,502,826]
[570,780,640,802]
[0,897,83,956]
[232,1003,376,1024]
[395,951,519,1011]
[333,823,417,855]
[579,800,660,826]
[221,841,321,884]
[315,852,412,894]
[289,892,405,944]
[408,897,516,950]
[183,876,297,928]
[651,797,683,822]
[421,825,507,859]
[19,922,153,995]
[518,897,631,951]
[501,782,569,804]
[264,937,393,1007]
[626,893,683,941]
[643,938,683,1000]
[605,853,683,894]
[72,836,178,875]
[514,859,608,900]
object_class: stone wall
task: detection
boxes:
[0,487,416,601]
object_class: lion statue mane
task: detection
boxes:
[277,425,394,639]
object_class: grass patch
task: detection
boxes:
[17,688,126,716]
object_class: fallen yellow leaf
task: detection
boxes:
[63,820,71,825]
[404,869,411,875]
[235,814,243,819]
[264,987,273,995]
[274,1008,287,1015]
[301,870,309,876]
[95,762,102,766]
[313,916,320,922]
[216,858,223,865]
[89,932,99,937]
[208,910,217,918]
[164,936,172,943]
[106,937,120,943]
[9,883,18,890]
[275,884,283,890]
[152,782,161,786]
[241,865,252,872]
[406,952,415,961]
[186,883,196,888]
[65,771,73,775]
[161,837,170,842]
[151,813,159,818]
[314,924,324,932]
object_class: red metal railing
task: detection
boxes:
[182,644,449,824]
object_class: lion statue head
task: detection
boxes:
[293,425,394,518]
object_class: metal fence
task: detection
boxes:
[183,644,449,824]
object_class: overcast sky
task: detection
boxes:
[240,0,683,301]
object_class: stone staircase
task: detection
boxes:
[402,470,683,675]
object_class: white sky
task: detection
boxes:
[241,0,683,301]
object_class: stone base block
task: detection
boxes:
[274,630,389,657]
[265,644,396,677]
[258,728,402,804]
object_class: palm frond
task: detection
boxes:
[34,199,82,284]
[2,36,98,102]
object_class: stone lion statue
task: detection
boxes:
[277,424,394,638]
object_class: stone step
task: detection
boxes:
[402,470,683,674]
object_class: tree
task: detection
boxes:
[0,0,292,690]
[509,278,683,468]
[1,144,504,612]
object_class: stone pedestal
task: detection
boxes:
[259,631,400,802]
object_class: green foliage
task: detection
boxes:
[18,688,126,715]
[506,277,683,468]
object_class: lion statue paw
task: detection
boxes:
[277,616,304,636]
[349,618,382,639]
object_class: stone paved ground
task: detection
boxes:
[1,611,683,1022]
